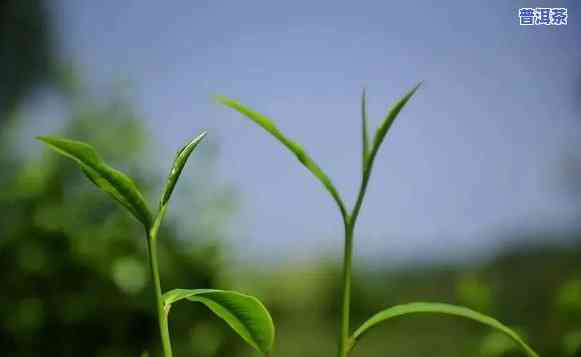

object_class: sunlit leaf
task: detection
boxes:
[217,96,347,218]
[37,136,152,228]
[160,131,207,207]
[163,288,275,355]
[350,302,539,357]
[366,83,421,171]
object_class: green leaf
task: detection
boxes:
[163,288,275,355]
[160,131,207,207]
[350,302,539,357]
[37,136,152,229]
[361,88,369,172]
[366,83,421,172]
[217,96,347,219]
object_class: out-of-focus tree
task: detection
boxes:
[0,0,61,122]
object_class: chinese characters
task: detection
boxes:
[519,8,568,26]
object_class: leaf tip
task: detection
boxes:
[35,135,51,144]
[412,81,423,94]
[214,95,232,106]
[182,131,208,151]
[400,81,423,106]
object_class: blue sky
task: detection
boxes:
[50,1,581,266]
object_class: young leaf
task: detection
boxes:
[163,289,275,355]
[350,302,539,357]
[160,131,207,207]
[216,96,347,219]
[37,136,153,229]
[361,88,369,172]
[366,83,421,172]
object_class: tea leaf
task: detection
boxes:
[366,83,421,172]
[163,288,275,355]
[37,136,152,229]
[160,131,207,207]
[361,88,369,172]
[217,96,347,219]
[350,302,539,357]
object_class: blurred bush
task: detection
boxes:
[0,76,242,356]
[0,0,60,122]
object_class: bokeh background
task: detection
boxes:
[2,1,581,356]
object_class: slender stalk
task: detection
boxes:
[352,166,373,226]
[337,163,374,357]
[337,220,354,357]
[147,204,173,357]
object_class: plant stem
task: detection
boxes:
[147,204,173,357]
[337,165,373,357]
[338,220,354,357]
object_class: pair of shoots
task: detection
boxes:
[38,85,540,357]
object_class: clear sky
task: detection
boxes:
[51,1,581,266]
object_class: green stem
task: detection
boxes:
[147,204,173,357]
[337,164,373,357]
[338,221,354,357]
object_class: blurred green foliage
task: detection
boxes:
[0,83,243,356]
[0,0,61,122]
[228,240,581,357]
